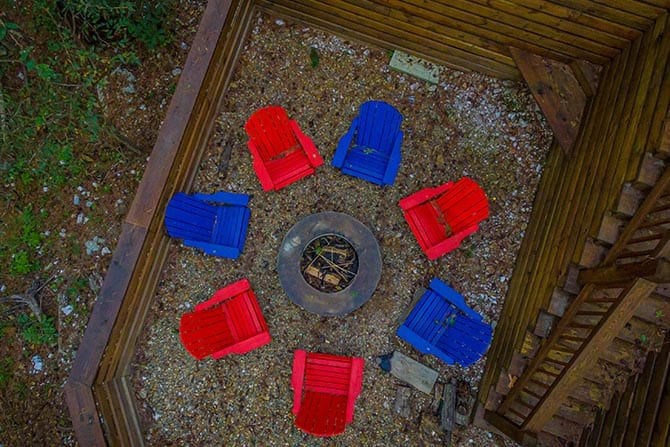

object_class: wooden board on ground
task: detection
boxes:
[441,379,457,438]
[389,50,441,84]
[379,351,438,394]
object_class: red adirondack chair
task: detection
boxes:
[291,350,364,437]
[179,279,271,360]
[245,106,323,191]
[400,177,489,260]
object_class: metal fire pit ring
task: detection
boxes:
[277,212,382,316]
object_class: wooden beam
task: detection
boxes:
[577,257,670,285]
[522,278,656,433]
[510,46,588,155]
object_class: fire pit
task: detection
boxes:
[278,212,382,316]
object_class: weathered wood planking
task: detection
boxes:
[256,0,522,80]
[510,47,588,155]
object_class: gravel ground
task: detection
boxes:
[132,11,553,446]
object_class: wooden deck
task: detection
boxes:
[64,1,670,445]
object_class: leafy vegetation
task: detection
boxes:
[16,314,58,346]
[0,1,179,441]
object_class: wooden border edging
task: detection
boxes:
[65,1,252,444]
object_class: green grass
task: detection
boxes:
[16,314,58,347]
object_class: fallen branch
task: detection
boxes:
[0,294,41,317]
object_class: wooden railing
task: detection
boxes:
[490,166,670,440]
[64,1,254,445]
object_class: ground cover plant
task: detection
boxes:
[0,0,202,443]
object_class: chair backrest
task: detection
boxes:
[434,177,489,234]
[179,279,270,360]
[292,350,364,436]
[245,106,299,160]
[355,100,402,151]
[165,192,218,242]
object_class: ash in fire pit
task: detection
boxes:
[278,212,381,316]
[301,234,359,292]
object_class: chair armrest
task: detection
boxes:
[399,181,454,210]
[346,357,364,423]
[424,224,478,261]
[193,191,249,206]
[382,130,403,185]
[248,140,275,191]
[428,277,481,321]
[195,278,251,311]
[289,120,323,168]
[331,117,359,168]
[291,350,307,415]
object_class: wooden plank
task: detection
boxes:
[440,379,457,433]
[609,373,638,447]
[380,351,439,394]
[471,0,630,49]
[578,258,670,285]
[394,386,412,418]
[257,1,522,79]
[573,24,653,256]
[590,0,667,19]
[549,0,655,30]
[570,60,602,99]
[649,362,670,447]
[657,120,670,158]
[481,143,567,396]
[596,391,620,447]
[635,336,670,447]
[510,47,587,155]
[393,0,619,60]
[64,380,105,447]
[523,278,656,433]
[509,0,642,41]
[484,409,538,446]
[65,1,248,444]
[66,222,146,384]
[622,350,658,447]
[633,25,670,170]
[388,0,612,63]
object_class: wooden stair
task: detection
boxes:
[486,159,670,445]
[579,330,670,447]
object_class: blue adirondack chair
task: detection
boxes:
[331,100,403,186]
[164,191,251,259]
[397,278,492,367]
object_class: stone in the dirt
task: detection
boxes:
[377,351,438,394]
[31,355,43,374]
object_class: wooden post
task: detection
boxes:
[577,257,670,285]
